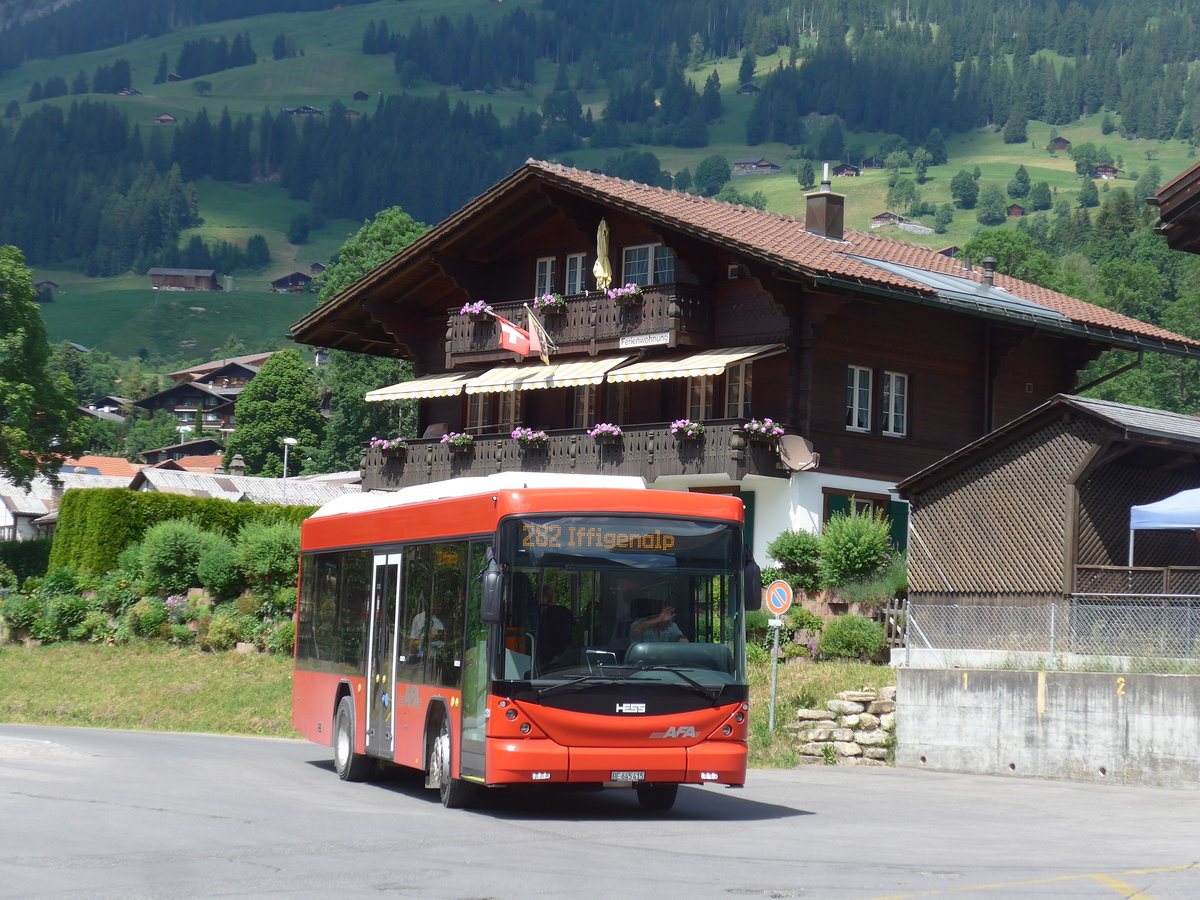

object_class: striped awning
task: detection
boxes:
[464,356,630,394]
[605,344,785,383]
[364,372,477,402]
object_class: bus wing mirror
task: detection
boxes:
[743,550,762,611]
[480,553,503,624]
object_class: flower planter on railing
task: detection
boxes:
[512,427,549,450]
[607,284,643,307]
[441,432,475,453]
[588,423,624,445]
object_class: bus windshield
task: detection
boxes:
[497,515,746,688]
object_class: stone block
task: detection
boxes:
[808,727,854,742]
[880,712,895,731]
[880,685,897,701]
[838,714,861,728]
[799,742,830,757]
[864,747,889,760]
[856,729,890,746]
[855,713,880,729]
[796,708,836,721]
[235,641,259,654]
[868,699,896,715]
[833,741,862,757]
[837,690,878,702]
[827,699,866,714]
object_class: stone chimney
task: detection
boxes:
[805,163,845,240]
[229,454,246,477]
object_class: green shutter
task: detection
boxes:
[887,500,909,551]
[825,493,850,521]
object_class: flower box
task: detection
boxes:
[588,423,623,443]
[670,419,705,440]
[512,427,549,449]
[440,431,475,452]
[606,284,643,307]
[532,293,566,314]
[743,418,785,444]
[460,301,493,322]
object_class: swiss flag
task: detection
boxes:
[494,314,531,357]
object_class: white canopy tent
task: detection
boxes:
[1127,487,1200,565]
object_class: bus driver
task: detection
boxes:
[629,599,688,643]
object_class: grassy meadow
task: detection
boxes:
[0,640,890,766]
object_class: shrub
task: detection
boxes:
[767,530,822,593]
[40,566,79,596]
[72,608,115,643]
[169,623,196,646]
[817,615,886,661]
[835,553,908,607]
[746,641,769,665]
[787,607,824,633]
[744,609,773,648]
[267,585,297,618]
[2,594,44,631]
[196,536,243,598]
[817,509,892,587]
[129,598,169,638]
[236,591,264,617]
[0,538,51,583]
[204,605,250,651]
[265,619,295,655]
[141,519,216,595]
[235,521,300,592]
[94,571,140,615]
[0,561,19,591]
[45,594,91,639]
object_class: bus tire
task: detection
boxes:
[430,716,476,809]
[635,783,679,811]
[333,695,373,782]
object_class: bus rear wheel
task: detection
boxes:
[429,717,476,809]
[333,696,373,782]
[635,783,679,811]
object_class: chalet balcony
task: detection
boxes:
[1075,565,1200,597]
[361,420,788,491]
[445,284,712,367]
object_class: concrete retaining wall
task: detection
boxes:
[896,668,1200,788]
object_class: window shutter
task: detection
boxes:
[887,500,909,551]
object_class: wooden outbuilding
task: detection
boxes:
[898,395,1200,608]
[148,268,218,291]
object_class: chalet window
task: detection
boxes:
[467,393,488,433]
[573,384,596,428]
[686,376,715,421]
[725,363,753,419]
[608,382,628,423]
[845,366,872,432]
[535,257,557,296]
[565,253,586,295]
[498,391,521,432]
[881,371,908,437]
[622,245,674,287]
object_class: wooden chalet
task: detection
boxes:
[289,161,1200,564]
[135,382,239,436]
[899,396,1200,607]
[869,211,906,228]
[353,90,369,101]
[1095,163,1120,180]
[310,262,326,275]
[34,280,58,292]
[1008,204,1025,217]
[832,164,860,177]
[167,352,274,385]
[731,158,781,176]
[1050,137,1071,153]
[148,268,218,291]
[272,271,313,293]
[155,114,177,125]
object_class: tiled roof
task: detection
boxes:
[58,456,141,477]
[167,352,275,380]
[525,161,1194,349]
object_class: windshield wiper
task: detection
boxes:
[535,672,626,698]
[632,665,723,702]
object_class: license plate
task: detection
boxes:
[610,771,645,782]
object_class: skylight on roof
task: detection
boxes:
[845,255,1069,323]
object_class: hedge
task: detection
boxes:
[0,539,52,583]
[48,489,315,575]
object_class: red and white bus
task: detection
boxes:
[293,473,760,810]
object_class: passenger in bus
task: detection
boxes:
[629,599,688,643]
[408,610,444,657]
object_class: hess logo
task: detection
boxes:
[615,703,646,714]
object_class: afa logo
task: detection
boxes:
[649,725,697,739]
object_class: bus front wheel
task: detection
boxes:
[333,696,373,782]
[429,717,476,809]
[635,783,679,811]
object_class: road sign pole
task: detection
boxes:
[769,618,782,731]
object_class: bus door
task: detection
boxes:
[366,552,402,758]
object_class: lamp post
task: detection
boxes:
[281,437,298,504]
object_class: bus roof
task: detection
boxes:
[309,472,647,519]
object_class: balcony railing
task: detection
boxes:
[1075,565,1200,597]
[445,284,712,365]
[361,420,786,491]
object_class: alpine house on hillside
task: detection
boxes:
[289,161,1200,564]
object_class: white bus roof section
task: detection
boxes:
[309,471,647,518]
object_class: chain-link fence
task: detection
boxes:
[903,598,1200,673]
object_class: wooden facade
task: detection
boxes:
[148,268,218,291]
[898,396,1200,606]
[289,162,1200,562]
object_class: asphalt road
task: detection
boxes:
[1,724,1198,900]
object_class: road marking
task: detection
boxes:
[858,862,1194,899]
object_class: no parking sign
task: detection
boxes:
[764,579,793,617]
